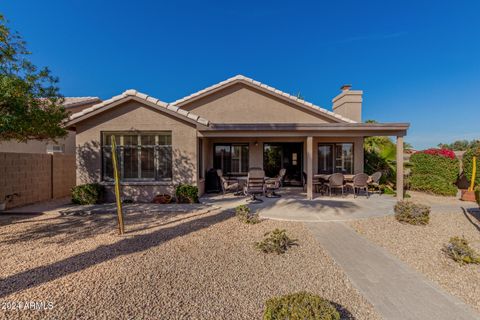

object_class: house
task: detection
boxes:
[66,75,409,201]
[0,97,101,154]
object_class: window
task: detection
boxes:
[214,143,249,175]
[318,143,353,174]
[102,132,172,181]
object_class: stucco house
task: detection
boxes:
[66,75,409,201]
[0,97,101,154]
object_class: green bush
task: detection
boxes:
[443,236,480,265]
[409,152,459,196]
[175,184,199,203]
[255,229,297,254]
[263,292,340,320]
[235,205,260,224]
[463,147,480,187]
[394,201,430,225]
[409,174,458,196]
[71,183,104,205]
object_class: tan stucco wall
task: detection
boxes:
[74,100,198,202]
[0,131,77,154]
[181,83,337,124]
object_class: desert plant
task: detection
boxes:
[394,201,430,225]
[444,236,480,265]
[255,229,297,254]
[463,147,480,187]
[263,292,340,320]
[409,150,459,196]
[175,184,199,203]
[71,183,104,205]
[235,205,260,224]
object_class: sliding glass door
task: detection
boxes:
[318,143,353,174]
[214,144,249,175]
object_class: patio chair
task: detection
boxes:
[368,171,382,193]
[346,173,370,198]
[217,169,239,195]
[326,173,345,196]
[302,171,324,194]
[244,168,266,202]
[265,168,286,198]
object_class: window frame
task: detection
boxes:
[101,131,172,182]
[317,142,354,175]
[213,143,249,176]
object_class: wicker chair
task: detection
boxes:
[217,169,239,195]
[326,173,345,196]
[347,173,370,198]
[265,168,287,198]
[368,171,382,193]
[244,168,266,202]
[302,171,326,194]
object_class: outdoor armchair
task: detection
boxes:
[244,168,266,202]
[326,173,345,196]
[217,169,239,195]
[347,173,370,198]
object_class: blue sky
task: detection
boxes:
[3,1,479,149]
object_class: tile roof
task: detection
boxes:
[63,97,101,108]
[171,74,357,123]
[68,90,209,126]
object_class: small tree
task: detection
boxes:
[0,14,68,142]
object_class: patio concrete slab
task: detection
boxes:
[201,189,397,222]
[307,222,480,320]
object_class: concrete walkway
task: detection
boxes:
[306,222,480,320]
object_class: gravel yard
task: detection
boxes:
[0,207,379,319]
[349,193,480,313]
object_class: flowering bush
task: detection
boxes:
[409,150,459,196]
[420,148,456,159]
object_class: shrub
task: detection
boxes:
[71,183,104,205]
[235,205,260,224]
[263,292,340,320]
[409,151,459,196]
[175,184,199,203]
[463,147,480,187]
[255,229,297,254]
[444,236,480,265]
[394,201,430,225]
[408,174,458,196]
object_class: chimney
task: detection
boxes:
[332,84,363,122]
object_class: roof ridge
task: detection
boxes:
[68,90,209,126]
[170,75,356,123]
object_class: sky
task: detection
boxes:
[2,0,480,149]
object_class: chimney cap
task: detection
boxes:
[340,84,352,91]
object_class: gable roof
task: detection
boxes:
[63,97,101,108]
[171,75,356,123]
[66,90,209,127]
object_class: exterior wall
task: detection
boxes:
[74,100,198,202]
[0,131,77,155]
[181,83,336,124]
[0,153,75,209]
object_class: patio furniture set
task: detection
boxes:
[217,168,382,202]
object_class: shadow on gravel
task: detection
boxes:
[0,209,233,298]
[330,302,355,319]
[462,207,480,233]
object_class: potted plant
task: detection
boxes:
[475,186,480,207]
[152,194,172,204]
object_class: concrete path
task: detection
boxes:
[306,222,480,320]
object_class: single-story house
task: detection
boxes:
[66,75,409,201]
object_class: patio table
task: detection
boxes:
[314,174,355,182]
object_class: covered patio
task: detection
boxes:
[198,122,409,200]
[201,188,397,222]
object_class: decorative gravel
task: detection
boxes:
[0,208,379,319]
[349,198,480,313]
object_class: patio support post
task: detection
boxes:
[306,136,313,200]
[396,135,404,200]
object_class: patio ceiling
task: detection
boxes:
[198,122,409,137]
